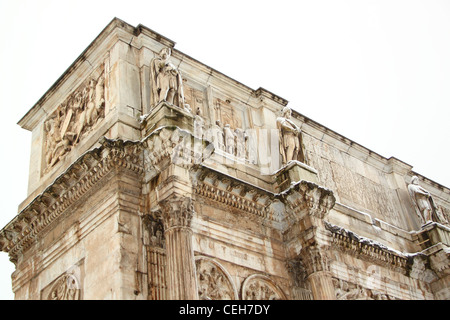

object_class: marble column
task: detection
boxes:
[302,246,336,300]
[307,271,336,300]
[160,195,198,300]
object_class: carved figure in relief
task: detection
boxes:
[196,259,235,300]
[245,129,257,164]
[194,107,205,139]
[234,128,247,159]
[223,124,235,155]
[214,120,225,152]
[276,106,304,165]
[73,91,87,144]
[333,278,389,300]
[85,79,96,126]
[44,117,59,167]
[244,281,279,300]
[150,47,189,111]
[85,77,105,127]
[143,212,165,248]
[408,176,444,225]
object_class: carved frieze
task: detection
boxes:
[43,69,106,172]
[196,257,237,300]
[333,278,394,300]
[207,120,256,163]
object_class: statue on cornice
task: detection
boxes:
[408,176,446,225]
[150,47,190,112]
[276,106,305,165]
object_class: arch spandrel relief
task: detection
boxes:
[195,257,238,300]
[42,271,81,300]
[241,274,286,300]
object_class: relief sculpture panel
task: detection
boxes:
[241,274,285,300]
[43,67,106,173]
[42,271,81,300]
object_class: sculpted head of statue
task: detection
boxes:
[159,47,171,60]
[282,106,292,118]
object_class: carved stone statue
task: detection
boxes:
[408,176,445,225]
[408,176,444,225]
[150,47,189,111]
[276,106,304,165]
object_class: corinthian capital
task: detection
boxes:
[159,195,194,230]
[283,180,335,221]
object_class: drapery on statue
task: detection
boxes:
[276,106,305,165]
[408,175,446,225]
[150,47,190,112]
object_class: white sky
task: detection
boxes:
[0,0,449,300]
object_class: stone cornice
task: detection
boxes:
[325,221,409,270]
[192,165,337,229]
[0,136,144,264]
[192,165,282,224]
[325,220,450,283]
